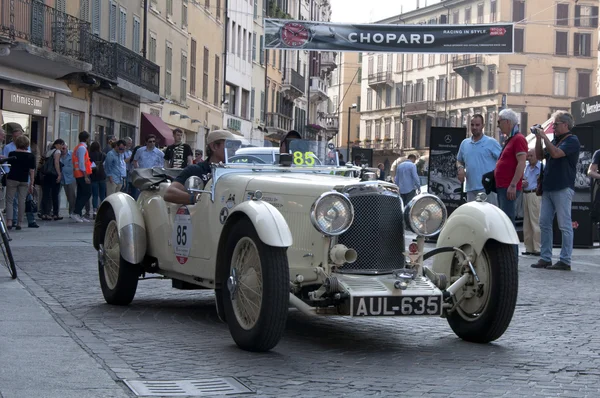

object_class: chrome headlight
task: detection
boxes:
[404,194,447,237]
[310,192,354,236]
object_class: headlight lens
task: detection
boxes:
[310,192,354,236]
[404,194,447,237]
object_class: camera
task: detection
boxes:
[529,124,542,135]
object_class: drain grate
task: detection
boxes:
[124,377,254,397]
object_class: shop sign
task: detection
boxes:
[2,90,49,117]
[227,117,242,131]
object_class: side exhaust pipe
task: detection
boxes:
[289,294,316,316]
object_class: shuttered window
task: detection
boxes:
[556,3,569,26]
[118,8,127,46]
[167,0,173,16]
[182,1,188,27]
[92,0,101,35]
[578,71,591,98]
[181,52,188,104]
[514,28,524,52]
[214,56,220,106]
[555,31,568,55]
[203,47,209,101]
[165,42,173,96]
[109,2,117,42]
[574,33,591,56]
[132,17,140,53]
[80,0,90,22]
[56,0,66,13]
[513,0,525,22]
[190,39,197,96]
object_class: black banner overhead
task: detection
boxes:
[265,19,514,53]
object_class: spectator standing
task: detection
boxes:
[394,154,421,204]
[60,144,76,218]
[193,149,203,164]
[377,163,386,181]
[5,135,35,230]
[103,135,115,154]
[164,128,193,169]
[338,152,346,166]
[89,141,106,216]
[588,148,600,235]
[494,108,527,224]
[122,137,133,193]
[40,139,65,221]
[133,134,164,169]
[72,131,93,223]
[456,114,502,203]
[532,111,580,271]
[105,139,127,196]
[522,149,542,256]
[2,122,35,227]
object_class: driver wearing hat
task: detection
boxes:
[164,129,236,205]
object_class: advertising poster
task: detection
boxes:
[351,148,373,167]
[428,127,467,216]
[553,125,594,248]
[264,19,514,53]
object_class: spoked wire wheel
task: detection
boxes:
[0,229,16,279]
[103,220,121,290]
[230,237,263,330]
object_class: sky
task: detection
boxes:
[330,0,442,23]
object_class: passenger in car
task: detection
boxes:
[279,130,302,154]
[164,130,236,205]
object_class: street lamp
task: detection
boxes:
[346,103,357,161]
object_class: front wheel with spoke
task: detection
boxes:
[221,218,289,352]
[1,229,16,279]
[98,208,140,305]
[447,240,518,343]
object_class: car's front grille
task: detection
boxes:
[337,192,405,274]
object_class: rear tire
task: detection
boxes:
[98,209,140,305]
[1,229,16,279]
[221,218,289,352]
[447,240,518,343]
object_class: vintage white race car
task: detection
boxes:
[93,140,519,352]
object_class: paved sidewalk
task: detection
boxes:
[0,257,130,398]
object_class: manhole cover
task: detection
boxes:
[124,377,254,397]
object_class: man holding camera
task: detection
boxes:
[532,111,580,271]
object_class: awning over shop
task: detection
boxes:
[141,112,174,147]
[0,65,71,95]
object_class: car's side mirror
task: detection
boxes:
[185,176,205,193]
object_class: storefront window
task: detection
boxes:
[119,123,136,143]
[94,117,114,148]
[58,109,82,151]
[1,110,31,143]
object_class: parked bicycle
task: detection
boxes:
[0,157,17,279]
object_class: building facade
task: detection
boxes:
[358,0,598,163]
[328,52,361,160]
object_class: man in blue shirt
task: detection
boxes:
[105,139,127,196]
[532,111,580,271]
[133,134,164,169]
[456,114,502,203]
[394,154,421,204]
[522,149,542,256]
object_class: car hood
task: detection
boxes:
[236,172,356,196]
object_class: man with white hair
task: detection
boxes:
[494,108,527,225]
[532,111,580,271]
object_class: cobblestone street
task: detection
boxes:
[6,221,600,397]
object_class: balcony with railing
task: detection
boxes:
[309,76,328,102]
[323,115,339,131]
[0,0,92,78]
[367,71,393,87]
[320,51,337,74]
[452,55,485,74]
[0,0,159,97]
[265,112,293,134]
[282,68,305,99]
[404,100,436,116]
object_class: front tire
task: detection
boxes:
[1,229,16,279]
[98,210,140,305]
[221,218,289,352]
[447,240,518,343]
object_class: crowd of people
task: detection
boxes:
[0,123,206,227]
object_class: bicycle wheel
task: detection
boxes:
[1,230,16,279]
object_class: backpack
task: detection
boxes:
[41,149,61,177]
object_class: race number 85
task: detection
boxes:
[293,151,315,166]
[176,225,187,245]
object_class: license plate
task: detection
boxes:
[351,295,443,317]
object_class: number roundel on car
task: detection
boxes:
[173,206,193,264]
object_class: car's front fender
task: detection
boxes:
[227,200,293,247]
[431,200,519,277]
[93,193,146,265]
